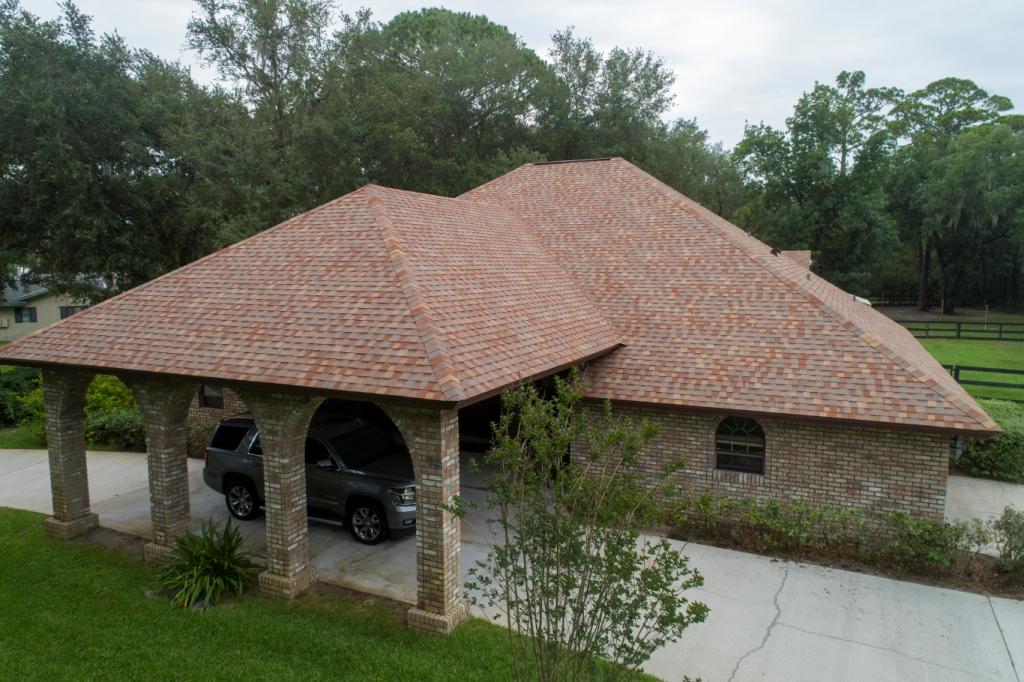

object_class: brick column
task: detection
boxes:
[238,389,323,599]
[127,376,199,565]
[41,368,99,539]
[381,404,467,634]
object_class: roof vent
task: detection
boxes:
[853,295,872,306]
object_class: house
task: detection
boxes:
[0,283,88,342]
[0,158,998,634]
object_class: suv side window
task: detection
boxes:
[305,438,330,466]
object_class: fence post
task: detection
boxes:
[998,324,1003,341]
[953,366,960,382]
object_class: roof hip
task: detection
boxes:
[366,190,465,402]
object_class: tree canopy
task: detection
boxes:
[0,0,1019,310]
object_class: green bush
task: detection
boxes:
[959,400,1024,482]
[673,493,1009,579]
[21,374,145,450]
[84,408,146,451]
[993,507,1024,576]
[158,520,259,608]
[0,366,39,424]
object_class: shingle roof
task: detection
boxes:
[781,250,812,269]
[0,185,620,402]
[461,158,998,434]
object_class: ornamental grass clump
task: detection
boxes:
[158,519,259,608]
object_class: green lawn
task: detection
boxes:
[0,425,44,449]
[0,507,654,681]
[920,339,1024,402]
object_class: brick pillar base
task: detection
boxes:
[239,389,324,600]
[128,375,199,566]
[381,405,466,634]
[44,513,99,540]
[42,368,98,539]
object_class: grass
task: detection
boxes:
[920,339,1024,402]
[0,507,654,681]
[0,425,124,451]
[0,425,44,449]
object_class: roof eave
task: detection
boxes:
[582,395,1002,439]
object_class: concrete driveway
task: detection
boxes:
[1,448,1022,682]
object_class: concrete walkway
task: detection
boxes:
[1,448,1022,682]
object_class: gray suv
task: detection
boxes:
[202,413,416,544]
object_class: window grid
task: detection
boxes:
[715,416,765,475]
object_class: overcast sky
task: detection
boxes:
[19,0,1024,147]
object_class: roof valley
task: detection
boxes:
[365,190,465,402]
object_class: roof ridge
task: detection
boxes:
[365,189,465,402]
[614,159,995,431]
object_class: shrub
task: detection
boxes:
[992,507,1024,576]
[84,408,146,451]
[0,366,39,424]
[158,520,259,608]
[882,512,969,572]
[959,400,1024,482]
[20,374,145,451]
[468,371,708,680]
[673,493,1002,579]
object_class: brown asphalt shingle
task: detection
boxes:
[0,185,620,402]
[462,158,998,434]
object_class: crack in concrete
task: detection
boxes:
[775,622,1004,681]
[989,596,1021,682]
[727,563,788,682]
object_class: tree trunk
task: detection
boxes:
[933,235,956,315]
[917,233,932,311]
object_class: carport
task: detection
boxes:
[0,185,620,634]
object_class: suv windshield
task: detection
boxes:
[331,425,400,469]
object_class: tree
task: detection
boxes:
[921,120,1024,310]
[537,28,676,163]
[464,371,708,680]
[187,0,333,151]
[328,8,548,195]
[644,119,745,217]
[891,78,1014,310]
[734,71,901,293]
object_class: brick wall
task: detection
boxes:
[579,403,951,520]
[187,385,247,433]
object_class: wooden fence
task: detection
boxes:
[895,320,1024,341]
[942,364,1024,401]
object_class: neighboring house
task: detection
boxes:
[0,158,999,524]
[0,283,88,343]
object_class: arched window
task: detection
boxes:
[715,417,765,474]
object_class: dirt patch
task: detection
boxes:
[305,581,413,623]
[75,525,146,561]
[671,530,1024,600]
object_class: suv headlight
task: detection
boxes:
[390,485,416,506]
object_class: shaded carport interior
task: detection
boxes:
[0,184,621,634]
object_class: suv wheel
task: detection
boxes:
[225,479,261,520]
[349,501,388,545]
